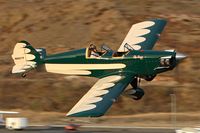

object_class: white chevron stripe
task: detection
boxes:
[24,48,31,53]
[26,54,36,60]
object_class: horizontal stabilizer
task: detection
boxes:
[11,41,44,74]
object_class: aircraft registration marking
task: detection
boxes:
[133,55,144,59]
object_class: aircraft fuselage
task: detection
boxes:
[42,48,176,78]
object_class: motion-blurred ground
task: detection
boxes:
[0,0,199,120]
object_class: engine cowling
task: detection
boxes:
[124,87,144,100]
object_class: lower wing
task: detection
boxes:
[66,74,133,117]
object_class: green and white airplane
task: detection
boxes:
[11,19,186,117]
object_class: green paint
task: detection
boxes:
[43,48,176,78]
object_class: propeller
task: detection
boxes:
[175,52,187,64]
[175,52,187,83]
[170,51,187,129]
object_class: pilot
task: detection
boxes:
[89,44,100,57]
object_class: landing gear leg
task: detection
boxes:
[138,78,141,86]
[130,77,144,100]
[130,77,137,89]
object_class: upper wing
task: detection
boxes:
[66,74,133,117]
[118,19,167,52]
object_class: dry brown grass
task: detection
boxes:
[0,0,200,123]
[3,109,200,127]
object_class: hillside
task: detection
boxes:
[0,0,199,117]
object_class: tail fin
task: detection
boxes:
[11,41,45,75]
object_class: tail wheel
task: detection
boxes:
[21,73,26,78]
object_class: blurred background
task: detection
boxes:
[0,0,199,125]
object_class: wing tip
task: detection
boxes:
[66,112,104,117]
[150,18,167,21]
[150,18,167,24]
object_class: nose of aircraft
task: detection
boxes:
[176,52,187,62]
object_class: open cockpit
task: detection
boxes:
[86,44,130,58]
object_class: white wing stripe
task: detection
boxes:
[87,97,103,104]
[95,83,115,90]
[75,104,96,113]
[124,37,145,45]
[132,29,150,36]
[132,21,155,29]
[93,90,109,96]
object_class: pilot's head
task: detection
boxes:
[89,44,97,51]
